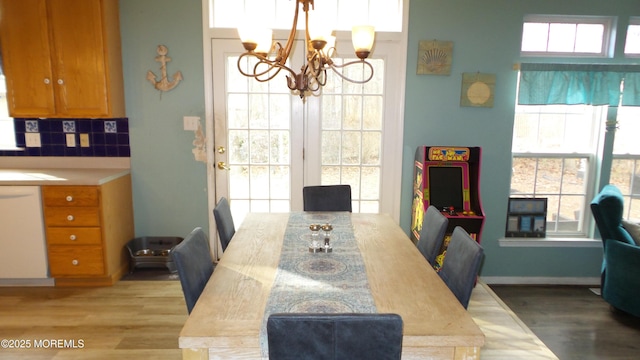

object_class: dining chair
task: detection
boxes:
[438,226,484,309]
[267,313,403,360]
[417,205,449,266]
[303,185,352,212]
[213,197,235,251]
[170,227,214,314]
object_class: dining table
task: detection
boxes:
[177,212,485,360]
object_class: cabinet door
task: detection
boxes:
[0,0,56,116]
[48,0,109,117]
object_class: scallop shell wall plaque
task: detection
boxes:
[417,40,453,75]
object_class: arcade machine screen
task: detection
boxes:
[428,166,463,211]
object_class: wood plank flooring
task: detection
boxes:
[491,285,640,360]
[0,280,553,360]
[0,281,187,359]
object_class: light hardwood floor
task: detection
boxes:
[0,280,554,359]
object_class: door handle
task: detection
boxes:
[217,161,230,170]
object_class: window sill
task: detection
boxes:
[499,237,602,248]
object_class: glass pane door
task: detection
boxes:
[212,40,304,226]
[317,57,385,213]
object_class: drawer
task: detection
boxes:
[48,246,105,276]
[46,227,102,245]
[42,186,99,207]
[44,207,101,227]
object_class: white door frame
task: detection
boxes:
[201,1,409,259]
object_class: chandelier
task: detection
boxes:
[237,0,376,99]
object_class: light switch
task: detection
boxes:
[80,133,90,147]
[183,116,200,131]
[66,133,76,147]
[25,133,41,147]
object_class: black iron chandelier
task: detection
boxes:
[236,0,376,99]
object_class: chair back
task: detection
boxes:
[170,227,214,314]
[590,184,635,247]
[303,185,352,212]
[213,197,235,251]
[438,226,484,309]
[267,313,403,360]
[417,205,449,265]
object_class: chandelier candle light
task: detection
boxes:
[237,0,376,99]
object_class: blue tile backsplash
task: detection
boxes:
[0,118,130,157]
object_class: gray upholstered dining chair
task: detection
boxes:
[267,313,403,360]
[303,185,352,212]
[213,197,235,251]
[170,227,214,314]
[417,205,449,266]
[438,226,484,309]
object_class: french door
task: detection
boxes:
[208,38,404,255]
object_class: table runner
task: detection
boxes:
[259,212,378,356]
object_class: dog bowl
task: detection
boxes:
[135,249,154,256]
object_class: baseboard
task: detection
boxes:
[480,276,600,286]
[0,278,55,287]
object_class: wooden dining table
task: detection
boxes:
[178,212,485,360]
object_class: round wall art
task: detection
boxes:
[460,72,496,108]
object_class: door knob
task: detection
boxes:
[217,146,226,154]
[217,161,230,170]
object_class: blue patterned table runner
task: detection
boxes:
[259,212,378,356]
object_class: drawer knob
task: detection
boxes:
[44,78,51,85]
[57,79,64,85]
[69,235,77,241]
[72,259,79,266]
[66,215,74,221]
[66,195,73,202]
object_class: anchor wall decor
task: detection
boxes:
[146,45,183,93]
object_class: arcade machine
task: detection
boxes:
[411,146,485,269]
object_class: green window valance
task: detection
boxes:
[518,63,640,107]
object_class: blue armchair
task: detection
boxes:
[590,184,640,317]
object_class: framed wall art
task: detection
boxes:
[417,40,453,75]
[460,72,495,108]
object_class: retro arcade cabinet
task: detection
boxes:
[411,146,485,268]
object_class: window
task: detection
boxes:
[513,13,640,238]
[625,17,640,56]
[521,15,614,57]
[0,73,17,150]
[209,0,404,32]
[611,106,640,218]
[511,104,603,236]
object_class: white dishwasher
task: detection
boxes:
[0,186,50,284]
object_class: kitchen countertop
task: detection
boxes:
[0,168,130,186]
[0,157,131,186]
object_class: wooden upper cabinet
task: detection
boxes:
[0,0,125,118]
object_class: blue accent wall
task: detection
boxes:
[402,0,638,280]
[113,0,638,279]
[120,0,208,239]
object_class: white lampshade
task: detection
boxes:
[254,29,273,54]
[351,25,375,52]
[238,24,272,54]
[307,8,334,43]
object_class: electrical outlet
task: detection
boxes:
[183,116,200,131]
[25,133,41,147]
[80,133,90,147]
[66,133,76,147]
